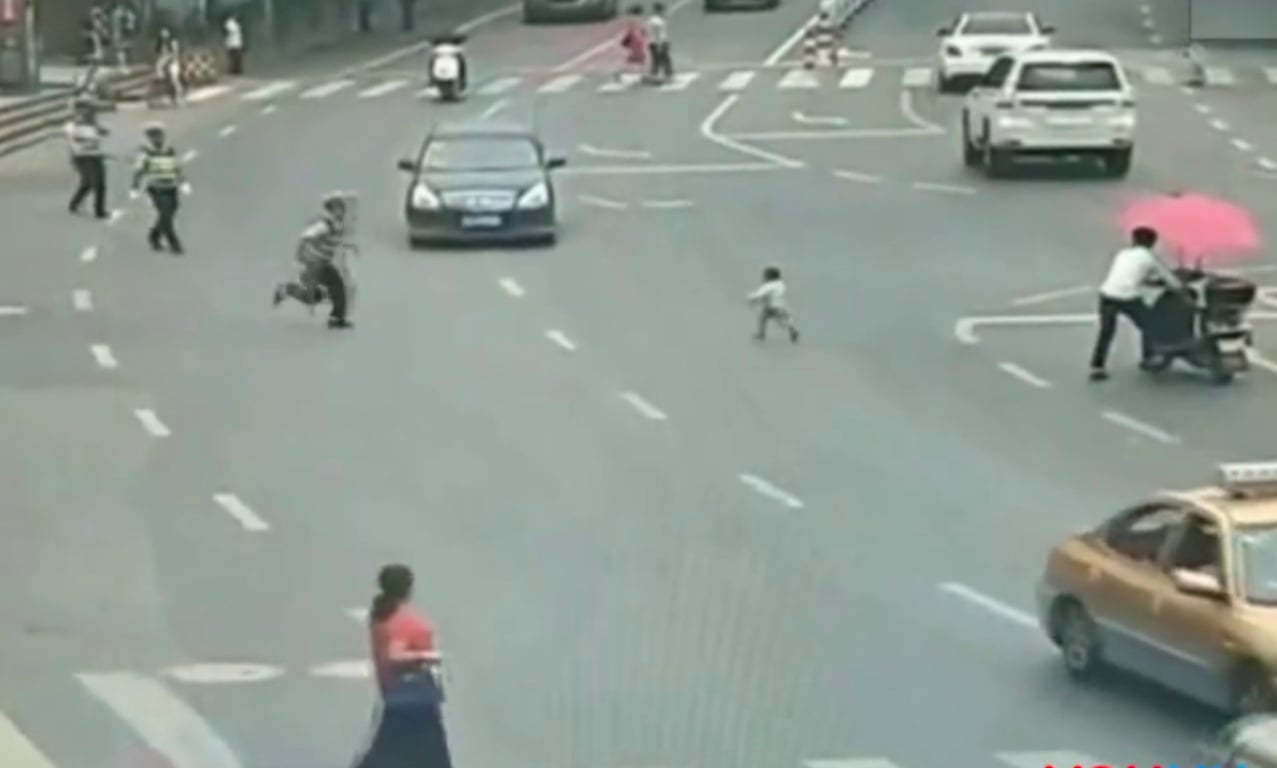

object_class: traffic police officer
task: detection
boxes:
[65,99,109,219]
[131,122,187,254]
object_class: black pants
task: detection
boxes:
[70,156,107,217]
[227,47,243,75]
[1090,295,1151,370]
[353,699,453,768]
[400,0,415,31]
[148,187,183,252]
[648,42,673,79]
[315,262,348,321]
[358,0,372,32]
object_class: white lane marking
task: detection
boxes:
[597,73,640,93]
[1248,350,1277,374]
[1193,102,1212,114]
[839,68,874,88]
[620,392,668,421]
[792,111,847,126]
[1141,66,1173,85]
[832,169,883,184]
[108,209,124,224]
[181,149,198,163]
[763,11,817,66]
[217,124,237,137]
[538,74,583,93]
[90,344,118,369]
[912,181,976,195]
[736,127,937,140]
[579,143,652,160]
[260,104,277,115]
[700,95,805,168]
[358,79,407,98]
[1141,15,1155,28]
[1204,67,1235,86]
[1149,33,1162,44]
[806,760,899,768]
[939,582,1037,629]
[1260,157,1277,172]
[163,664,283,684]
[1233,138,1254,152]
[477,98,509,120]
[1209,118,1230,131]
[79,672,246,768]
[499,278,525,297]
[72,289,93,311]
[560,161,782,176]
[902,67,933,87]
[0,710,61,768]
[212,493,269,532]
[1265,67,1277,84]
[777,69,820,89]
[642,199,694,209]
[0,305,28,316]
[739,473,804,509]
[659,72,699,91]
[1101,409,1180,444]
[310,659,373,679]
[186,84,232,103]
[301,80,353,98]
[996,753,1104,768]
[546,329,577,351]
[579,195,628,209]
[953,313,1098,344]
[477,76,522,96]
[1139,3,1151,12]
[718,70,756,91]
[242,80,296,100]
[899,90,944,133]
[80,245,98,262]
[1010,284,1091,306]
[997,361,1051,388]
[134,409,171,438]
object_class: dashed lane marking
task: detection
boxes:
[0,305,28,316]
[0,709,58,768]
[911,181,976,195]
[107,209,123,224]
[217,124,237,137]
[832,169,884,184]
[80,245,98,262]
[212,493,270,532]
[997,362,1051,388]
[477,98,509,120]
[939,582,1037,629]
[620,392,668,421]
[1101,409,1179,444]
[134,409,172,438]
[72,289,93,311]
[181,149,198,163]
[807,759,899,768]
[499,277,525,297]
[301,80,354,99]
[79,672,247,768]
[1149,33,1162,44]
[1233,138,1253,152]
[242,80,296,100]
[641,199,695,209]
[578,143,652,160]
[579,195,628,209]
[1260,157,1277,172]
[260,104,277,115]
[346,607,369,622]
[358,79,408,98]
[739,473,804,509]
[718,70,756,91]
[187,84,232,103]
[1265,67,1277,85]
[90,344,118,369]
[546,329,577,351]
[597,74,638,93]
[1193,102,1212,115]
[1209,118,1230,131]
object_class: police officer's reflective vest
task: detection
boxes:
[138,145,180,189]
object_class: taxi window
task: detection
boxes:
[1236,524,1277,605]
[1105,505,1185,562]
[1166,515,1222,577]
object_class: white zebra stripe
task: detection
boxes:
[358,79,408,98]
[241,80,296,100]
[0,711,58,768]
[597,74,639,92]
[538,74,583,93]
[477,76,522,95]
[838,68,873,88]
[659,72,699,90]
[301,80,354,98]
[902,67,932,87]
[1265,67,1277,84]
[777,69,821,89]
[1203,66,1235,85]
[186,84,232,102]
[718,70,755,90]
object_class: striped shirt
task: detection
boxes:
[65,121,105,157]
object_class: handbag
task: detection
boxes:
[382,661,444,708]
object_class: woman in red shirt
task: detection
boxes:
[352,564,454,768]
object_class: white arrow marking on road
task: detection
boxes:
[134,409,171,438]
[163,663,284,684]
[546,330,577,351]
[213,493,269,532]
[0,305,27,316]
[792,111,848,127]
[0,710,58,768]
[739,473,804,509]
[578,195,627,210]
[579,143,652,160]
[620,392,668,421]
[1009,284,1091,307]
[90,344,118,368]
[997,362,1051,388]
[499,277,525,297]
[310,659,373,679]
[72,289,92,311]
[939,582,1037,629]
[1102,410,1180,444]
[79,672,247,768]
[701,95,806,168]
[80,245,98,262]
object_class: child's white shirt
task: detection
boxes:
[749,279,786,309]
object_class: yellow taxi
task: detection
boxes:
[1037,462,1277,713]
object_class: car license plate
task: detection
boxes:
[1047,115,1091,126]
[461,214,501,228]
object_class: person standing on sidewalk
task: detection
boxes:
[645,3,673,82]
[223,15,245,75]
[65,100,110,220]
[1088,226,1180,380]
[131,122,188,255]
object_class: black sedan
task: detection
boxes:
[397,123,565,247]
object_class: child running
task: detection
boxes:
[747,266,799,343]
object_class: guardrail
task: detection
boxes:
[0,67,151,159]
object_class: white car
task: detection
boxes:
[937,11,1053,92]
[960,49,1136,178]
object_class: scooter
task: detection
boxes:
[1142,266,1256,385]
[427,34,468,102]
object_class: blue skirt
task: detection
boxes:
[352,698,454,768]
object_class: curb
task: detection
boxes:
[0,68,151,159]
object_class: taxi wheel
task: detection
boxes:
[1232,663,1277,714]
[1056,601,1102,678]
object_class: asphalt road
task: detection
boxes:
[2,0,1275,766]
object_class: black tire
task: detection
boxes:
[704,0,719,9]
[1105,148,1132,178]
[983,129,1012,179]
[961,114,980,168]
[1211,364,1236,385]
[1232,662,1277,714]
[522,9,542,23]
[938,75,955,94]
[1054,600,1103,679]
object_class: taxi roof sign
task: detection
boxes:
[1218,462,1277,497]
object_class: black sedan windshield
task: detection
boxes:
[422,138,540,171]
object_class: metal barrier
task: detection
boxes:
[0,67,151,158]
[181,47,221,86]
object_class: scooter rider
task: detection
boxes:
[428,33,467,94]
[273,192,353,329]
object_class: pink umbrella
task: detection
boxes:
[1117,192,1262,266]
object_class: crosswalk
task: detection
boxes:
[183,60,1277,108]
[0,677,1113,768]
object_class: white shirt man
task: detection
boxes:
[1090,227,1180,379]
[224,17,244,74]
[747,267,799,343]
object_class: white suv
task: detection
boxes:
[960,49,1136,178]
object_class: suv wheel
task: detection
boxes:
[1056,601,1102,678]
[1104,148,1132,178]
[961,113,980,167]
[1233,662,1277,714]
[981,124,1012,178]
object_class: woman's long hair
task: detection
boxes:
[370,564,414,624]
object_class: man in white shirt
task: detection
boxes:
[224,15,244,75]
[646,4,673,82]
[1090,226,1180,380]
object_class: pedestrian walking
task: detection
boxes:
[350,564,454,768]
[747,266,800,342]
[130,122,188,254]
[223,15,245,75]
[1089,226,1181,380]
[801,10,840,69]
[646,3,673,82]
[65,100,110,220]
[616,6,648,82]
[273,192,354,329]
